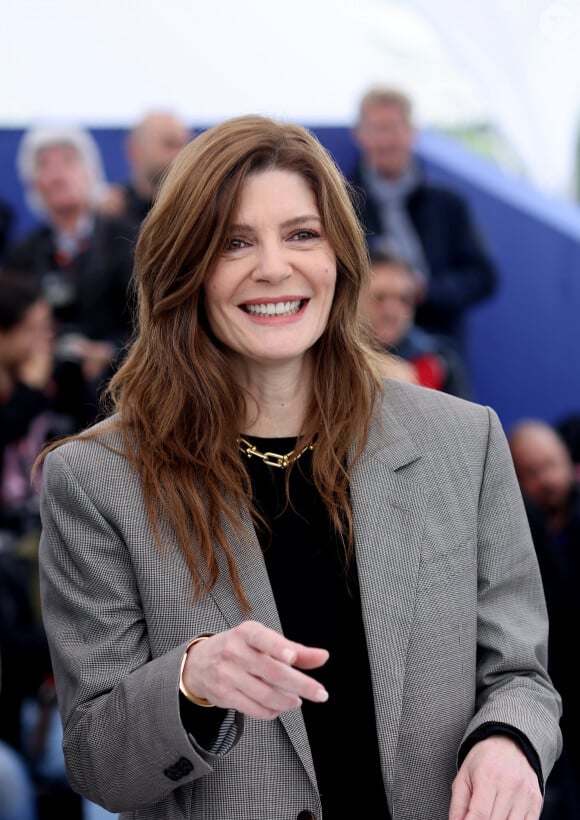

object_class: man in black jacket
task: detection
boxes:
[349,85,498,357]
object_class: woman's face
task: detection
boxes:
[204,169,337,372]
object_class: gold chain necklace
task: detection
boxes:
[238,436,315,469]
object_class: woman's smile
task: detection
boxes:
[204,168,336,371]
[240,298,308,321]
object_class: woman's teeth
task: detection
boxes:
[244,300,303,317]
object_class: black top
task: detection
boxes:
[243,435,390,818]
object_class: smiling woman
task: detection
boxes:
[204,169,337,381]
[34,114,561,820]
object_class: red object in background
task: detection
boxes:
[412,353,446,391]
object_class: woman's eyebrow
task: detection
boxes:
[229,214,322,232]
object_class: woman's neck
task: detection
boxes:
[234,357,313,437]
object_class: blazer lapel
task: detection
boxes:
[349,402,430,802]
[212,507,318,787]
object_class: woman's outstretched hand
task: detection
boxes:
[180,620,329,719]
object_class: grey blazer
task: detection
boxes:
[38,379,562,820]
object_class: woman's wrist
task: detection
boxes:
[179,635,215,707]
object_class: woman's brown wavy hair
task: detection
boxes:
[36,115,384,610]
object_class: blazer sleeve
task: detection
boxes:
[462,407,562,782]
[38,448,242,812]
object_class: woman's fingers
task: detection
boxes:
[181,621,329,717]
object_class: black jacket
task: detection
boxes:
[349,161,498,347]
[4,214,136,347]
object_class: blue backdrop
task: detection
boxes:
[1,124,579,432]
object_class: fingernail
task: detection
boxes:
[315,688,329,702]
[282,649,296,664]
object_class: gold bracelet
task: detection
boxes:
[179,635,215,707]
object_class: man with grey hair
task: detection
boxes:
[4,124,135,428]
[349,85,498,362]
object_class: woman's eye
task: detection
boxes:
[225,236,248,251]
[291,229,318,241]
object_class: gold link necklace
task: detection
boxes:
[238,436,315,469]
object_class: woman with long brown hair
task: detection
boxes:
[36,115,561,820]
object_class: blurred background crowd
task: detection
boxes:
[2,1,580,818]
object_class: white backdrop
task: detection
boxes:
[4,0,580,198]
[403,0,580,198]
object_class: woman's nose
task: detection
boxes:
[253,240,292,282]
